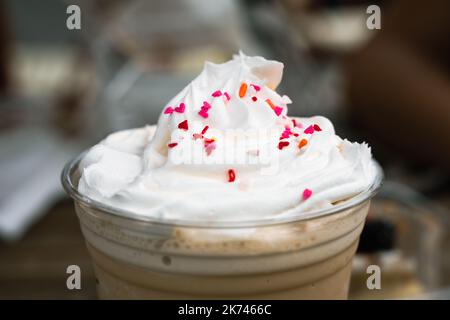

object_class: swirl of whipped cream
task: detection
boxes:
[78,53,377,221]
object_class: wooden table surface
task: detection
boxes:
[0,198,96,299]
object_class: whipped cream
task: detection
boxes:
[78,53,377,221]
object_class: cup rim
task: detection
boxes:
[61,150,383,229]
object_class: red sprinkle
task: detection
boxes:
[224,92,231,101]
[174,103,185,113]
[292,119,297,127]
[304,125,315,134]
[178,120,189,131]
[239,83,248,98]
[201,125,209,135]
[212,90,222,97]
[313,124,322,131]
[164,107,174,114]
[250,84,261,91]
[251,96,258,102]
[167,142,178,148]
[278,141,290,150]
[227,169,236,182]
[302,188,313,200]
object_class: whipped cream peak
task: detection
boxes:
[78,53,378,221]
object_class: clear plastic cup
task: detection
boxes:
[62,152,382,299]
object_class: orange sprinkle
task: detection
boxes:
[239,83,248,98]
[298,139,308,149]
[265,99,276,110]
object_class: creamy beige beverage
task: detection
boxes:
[73,198,375,299]
[62,53,382,299]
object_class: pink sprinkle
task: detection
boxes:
[203,101,212,110]
[198,102,212,118]
[198,109,209,118]
[193,133,203,140]
[164,107,174,114]
[223,92,231,101]
[250,84,261,91]
[205,141,216,156]
[174,103,185,113]
[281,127,292,139]
[212,90,222,97]
[304,125,315,134]
[273,107,283,116]
[302,188,313,200]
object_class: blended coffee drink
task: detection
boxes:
[62,53,382,299]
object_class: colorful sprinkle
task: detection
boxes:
[298,139,308,149]
[265,99,276,109]
[178,120,189,131]
[228,169,236,182]
[313,124,322,131]
[164,107,174,114]
[212,90,222,97]
[201,125,209,135]
[239,83,248,98]
[250,84,261,91]
[203,101,212,110]
[273,107,283,116]
[281,127,292,139]
[198,102,212,119]
[192,133,203,140]
[174,103,185,113]
[304,125,315,134]
[204,138,216,156]
[302,188,313,200]
[205,141,216,156]
[251,96,258,102]
[198,109,209,118]
[278,141,290,150]
[224,92,231,101]
[167,142,178,148]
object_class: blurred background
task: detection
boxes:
[0,0,449,299]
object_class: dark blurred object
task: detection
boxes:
[357,218,395,253]
[350,181,450,299]
[345,0,450,171]
[0,0,11,95]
